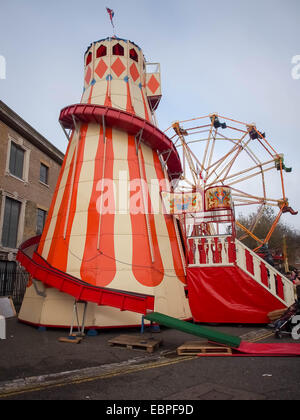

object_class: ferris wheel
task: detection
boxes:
[164,113,297,250]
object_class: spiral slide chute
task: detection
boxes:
[17,236,155,315]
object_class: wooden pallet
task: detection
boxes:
[177,341,232,356]
[58,336,82,344]
[108,335,162,353]
[58,333,84,344]
[268,308,286,322]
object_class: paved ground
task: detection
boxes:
[1,317,300,402]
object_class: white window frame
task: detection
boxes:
[39,160,50,187]
[5,136,30,183]
[0,191,26,251]
[36,205,48,235]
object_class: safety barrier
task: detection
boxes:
[187,235,295,307]
[188,235,236,266]
[235,239,295,307]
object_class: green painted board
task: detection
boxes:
[144,312,241,348]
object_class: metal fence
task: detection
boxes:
[0,262,29,312]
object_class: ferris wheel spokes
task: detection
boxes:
[166,113,297,247]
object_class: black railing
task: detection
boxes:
[0,262,29,312]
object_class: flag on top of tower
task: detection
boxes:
[106,7,116,36]
[106,7,115,26]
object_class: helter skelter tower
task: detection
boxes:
[18,37,191,328]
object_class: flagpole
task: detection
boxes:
[106,7,116,37]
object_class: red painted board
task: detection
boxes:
[187,266,286,324]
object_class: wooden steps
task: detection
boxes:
[108,335,162,353]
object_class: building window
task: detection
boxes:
[36,208,47,235]
[112,43,124,56]
[9,142,24,179]
[1,197,21,249]
[96,45,107,58]
[86,52,92,66]
[129,48,138,62]
[40,163,49,185]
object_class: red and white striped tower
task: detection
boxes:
[19,37,191,328]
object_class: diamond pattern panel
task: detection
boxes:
[111,57,126,77]
[95,59,108,79]
[130,63,139,82]
[85,66,92,85]
[147,75,160,94]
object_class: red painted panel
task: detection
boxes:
[37,131,75,256]
[237,342,300,356]
[187,265,286,324]
[260,262,269,287]
[227,236,236,263]
[245,250,254,275]
[48,124,88,272]
[128,135,164,287]
[80,125,116,287]
[276,274,285,300]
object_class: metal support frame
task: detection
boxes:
[59,121,72,141]
[168,174,182,188]
[159,149,172,172]
[141,315,145,334]
[140,315,156,336]
[135,129,143,155]
[69,300,88,338]
[32,279,46,297]
[102,114,106,144]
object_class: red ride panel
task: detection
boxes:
[236,342,300,356]
[187,265,286,324]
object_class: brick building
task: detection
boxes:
[0,100,64,301]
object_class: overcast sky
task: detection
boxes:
[1,0,299,229]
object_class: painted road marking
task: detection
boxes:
[0,355,195,398]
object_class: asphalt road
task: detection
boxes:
[3,354,300,401]
[1,318,300,401]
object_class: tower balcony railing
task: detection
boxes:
[187,235,236,267]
